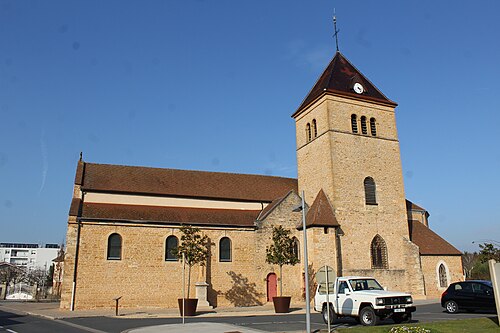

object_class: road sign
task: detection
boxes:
[315,265,336,284]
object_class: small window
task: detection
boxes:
[439,264,448,288]
[364,177,377,205]
[305,123,311,142]
[219,237,232,262]
[361,116,367,135]
[291,237,300,262]
[370,117,377,136]
[107,233,122,260]
[351,114,358,133]
[165,235,179,261]
[311,119,317,138]
[371,235,388,269]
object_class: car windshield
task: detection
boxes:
[349,279,384,291]
[484,281,493,288]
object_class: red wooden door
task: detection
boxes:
[267,273,277,301]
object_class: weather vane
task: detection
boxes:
[333,9,340,52]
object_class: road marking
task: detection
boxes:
[56,320,108,333]
[0,326,19,333]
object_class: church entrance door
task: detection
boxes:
[266,273,277,301]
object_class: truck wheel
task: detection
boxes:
[322,304,337,324]
[445,300,459,313]
[359,306,379,326]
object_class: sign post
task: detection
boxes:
[315,265,336,332]
[488,259,500,326]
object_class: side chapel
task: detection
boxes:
[60,51,462,310]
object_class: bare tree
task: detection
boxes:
[0,263,25,299]
[461,251,478,279]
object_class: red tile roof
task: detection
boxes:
[293,52,397,117]
[298,189,340,230]
[409,220,461,256]
[406,199,426,212]
[79,162,297,202]
[80,203,260,228]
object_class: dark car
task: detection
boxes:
[441,280,496,313]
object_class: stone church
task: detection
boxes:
[60,51,462,310]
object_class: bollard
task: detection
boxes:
[113,296,122,316]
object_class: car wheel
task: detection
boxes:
[359,306,379,326]
[322,304,337,324]
[445,300,459,313]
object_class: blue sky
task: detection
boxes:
[0,0,499,252]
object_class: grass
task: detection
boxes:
[335,317,500,333]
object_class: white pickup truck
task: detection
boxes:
[314,276,416,326]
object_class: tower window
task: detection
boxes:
[219,237,232,262]
[305,123,311,142]
[364,177,377,205]
[311,119,317,138]
[351,114,358,133]
[371,235,388,269]
[370,118,377,136]
[165,235,179,261]
[361,116,367,135]
[107,233,122,260]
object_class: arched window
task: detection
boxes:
[351,114,358,133]
[291,237,300,262]
[107,233,122,260]
[219,237,232,262]
[364,177,377,205]
[311,119,317,138]
[370,117,377,136]
[165,235,179,261]
[360,116,367,135]
[305,123,311,142]
[439,264,448,288]
[371,235,388,269]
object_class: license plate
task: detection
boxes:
[394,308,405,313]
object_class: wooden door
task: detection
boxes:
[267,273,277,301]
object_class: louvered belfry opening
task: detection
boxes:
[351,114,358,133]
[306,123,311,142]
[364,177,377,205]
[370,117,377,136]
[360,116,367,134]
[371,235,388,269]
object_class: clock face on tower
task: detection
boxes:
[353,82,364,94]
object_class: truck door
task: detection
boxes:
[336,280,354,315]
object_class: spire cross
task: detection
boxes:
[333,10,340,52]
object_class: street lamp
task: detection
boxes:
[293,190,310,333]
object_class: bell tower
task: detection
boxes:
[293,52,424,294]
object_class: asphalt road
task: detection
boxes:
[0,304,497,333]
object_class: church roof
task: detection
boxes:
[298,189,340,230]
[76,162,297,203]
[409,220,461,256]
[406,199,426,212]
[79,202,260,228]
[293,52,397,117]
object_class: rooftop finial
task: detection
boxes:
[333,9,340,52]
[79,151,83,161]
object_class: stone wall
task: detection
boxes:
[420,255,463,298]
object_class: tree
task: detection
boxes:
[266,225,299,296]
[174,225,209,299]
[478,243,500,263]
[0,264,25,299]
[461,252,478,279]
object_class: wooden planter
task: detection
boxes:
[272,296,291,313]
[178,298,198,316]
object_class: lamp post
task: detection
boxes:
[293,190,310,333]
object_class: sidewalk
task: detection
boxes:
[0,298,439,321]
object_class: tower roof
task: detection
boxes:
[298,189,339,230]
[293,52,397,117]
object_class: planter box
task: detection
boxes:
[272,296,291,313]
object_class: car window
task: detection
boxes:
[472,283,492,294]
[338,281,349,294]
[458,282,472,292]
[348,279,383,291]
[453,284,462,291]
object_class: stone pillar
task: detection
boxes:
[195,282,212,309]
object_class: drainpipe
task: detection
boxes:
[335,227,343,277]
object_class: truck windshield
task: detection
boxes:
[349,279,383,291]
